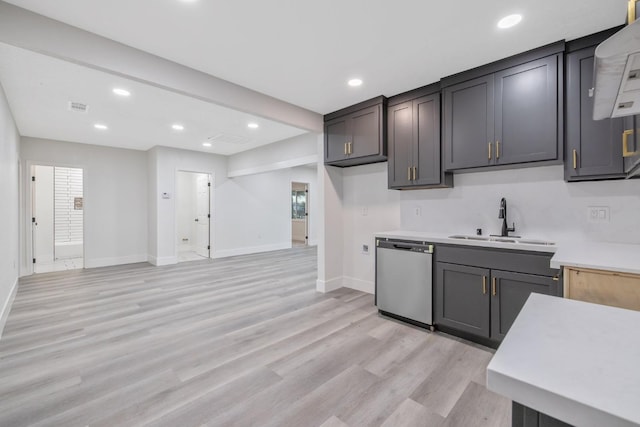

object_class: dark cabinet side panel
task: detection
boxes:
[444,75,495,170]
[435,262,490,338]
[387,102,413,188]
[490,270,559,341]
[494,55,559,165]
[414,94,441,186]
[566,48,624,179]
[623,114,640,174]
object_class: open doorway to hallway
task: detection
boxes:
[176,171,211,263]
[291,182,309,248]
[32,165,84,273]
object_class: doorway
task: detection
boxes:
[176,171,211,262]
[291,182,309,247]
[32,165,84,273]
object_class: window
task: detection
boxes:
[291,190,306,219]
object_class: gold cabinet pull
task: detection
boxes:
[488,142,492,160]
[349,142,353,154]
[552,275,559,282]
[496,140,500,159]
[408,166,412,181]
[344,142,348,155]
[412,166,417,181]
[623,129,637,157]
[492,277,497,296]
[572,149,578,169]
[482,276,487,295]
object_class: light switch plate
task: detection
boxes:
[587,206,610,223]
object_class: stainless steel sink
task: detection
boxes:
[448,235,555,246]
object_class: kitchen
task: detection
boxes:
[1,0,640,426]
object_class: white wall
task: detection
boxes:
[400,166,640,244]
[176,171,197,250]
[0,82,20,336]
[20,137,148,271]
[228,132,318,177]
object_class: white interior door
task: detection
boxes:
[33,165,55,269]
[195,174,210,257]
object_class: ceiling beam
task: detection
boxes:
[0,1,323,133]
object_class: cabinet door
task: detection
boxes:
[413,93,442,186]
[623,114,640,174]
[494,55,559,165]
[351,105,382,158]
[325,116,349,163]
[490,270,558,341]
[444,75,495,170]
[435,262,490,338]
[387,101,413,188]
[566,48,624,179]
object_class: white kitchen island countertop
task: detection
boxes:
[487,293,640,427]
[550,241,640,275]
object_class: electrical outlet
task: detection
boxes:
[362,207,368,216]
[414,206,422,217]
[362,244,369,254]
[587,206,610,223]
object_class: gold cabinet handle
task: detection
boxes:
[349,142,353,154]
[482,276,487,295]
[623,129,637,157]
[408,166,412,181]
[572,149,578,169]
[488,142,492,160]
[552,275,559,282]
[496,140,500,159]
[412,166,417,181]
[492,277,497,296]
[344,142,348,155]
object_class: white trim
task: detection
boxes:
[316,276,343,293]
[0,278,19,339]
[227,155,318,178]
[85,254,149,268]
[213,242,290,259]
[342,276,374,294]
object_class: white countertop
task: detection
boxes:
[375,230,557,253]
[487,294,640,427]
[550,241,640,275]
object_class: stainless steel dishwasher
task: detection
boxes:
[375,238,433,327]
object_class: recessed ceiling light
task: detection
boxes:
[348,78,363,87]
[247,123,259,129]
[94,123,108,130]
[202,142,212,147]
[497,14,522,29]
[112,88,131,97]
[172,124,185,131]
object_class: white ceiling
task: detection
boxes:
[0,43,308,155]
[2,0,628,114]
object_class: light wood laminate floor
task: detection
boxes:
[0,247,510,426]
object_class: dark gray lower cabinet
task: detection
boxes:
[434,246,559,345]
[436,263,490,338]
[512,402,572,427]
[490,270,558,341]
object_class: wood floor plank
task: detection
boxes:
[0,246,511,427]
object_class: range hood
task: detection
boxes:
[593,18,640,120]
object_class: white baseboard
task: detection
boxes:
[316,276,343,293]
[85,254,149,268]
[343,276,374,294]
[147,255,177,266]
[0,277,19,339]
[213,242,291,259]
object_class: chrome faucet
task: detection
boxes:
[498,198,516,237]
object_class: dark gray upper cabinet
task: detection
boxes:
[443,42,564,171]
[566,45,625,181]
[324,96,387,167]
[387,86,453,189]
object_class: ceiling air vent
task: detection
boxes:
[207,133,251,145]
[68,101,88,113]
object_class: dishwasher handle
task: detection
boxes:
[377,239,433,253]
[392,244,415,250]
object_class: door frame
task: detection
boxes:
[174,169,213,260]
[25,161,86,276]
[290,181,309,246]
